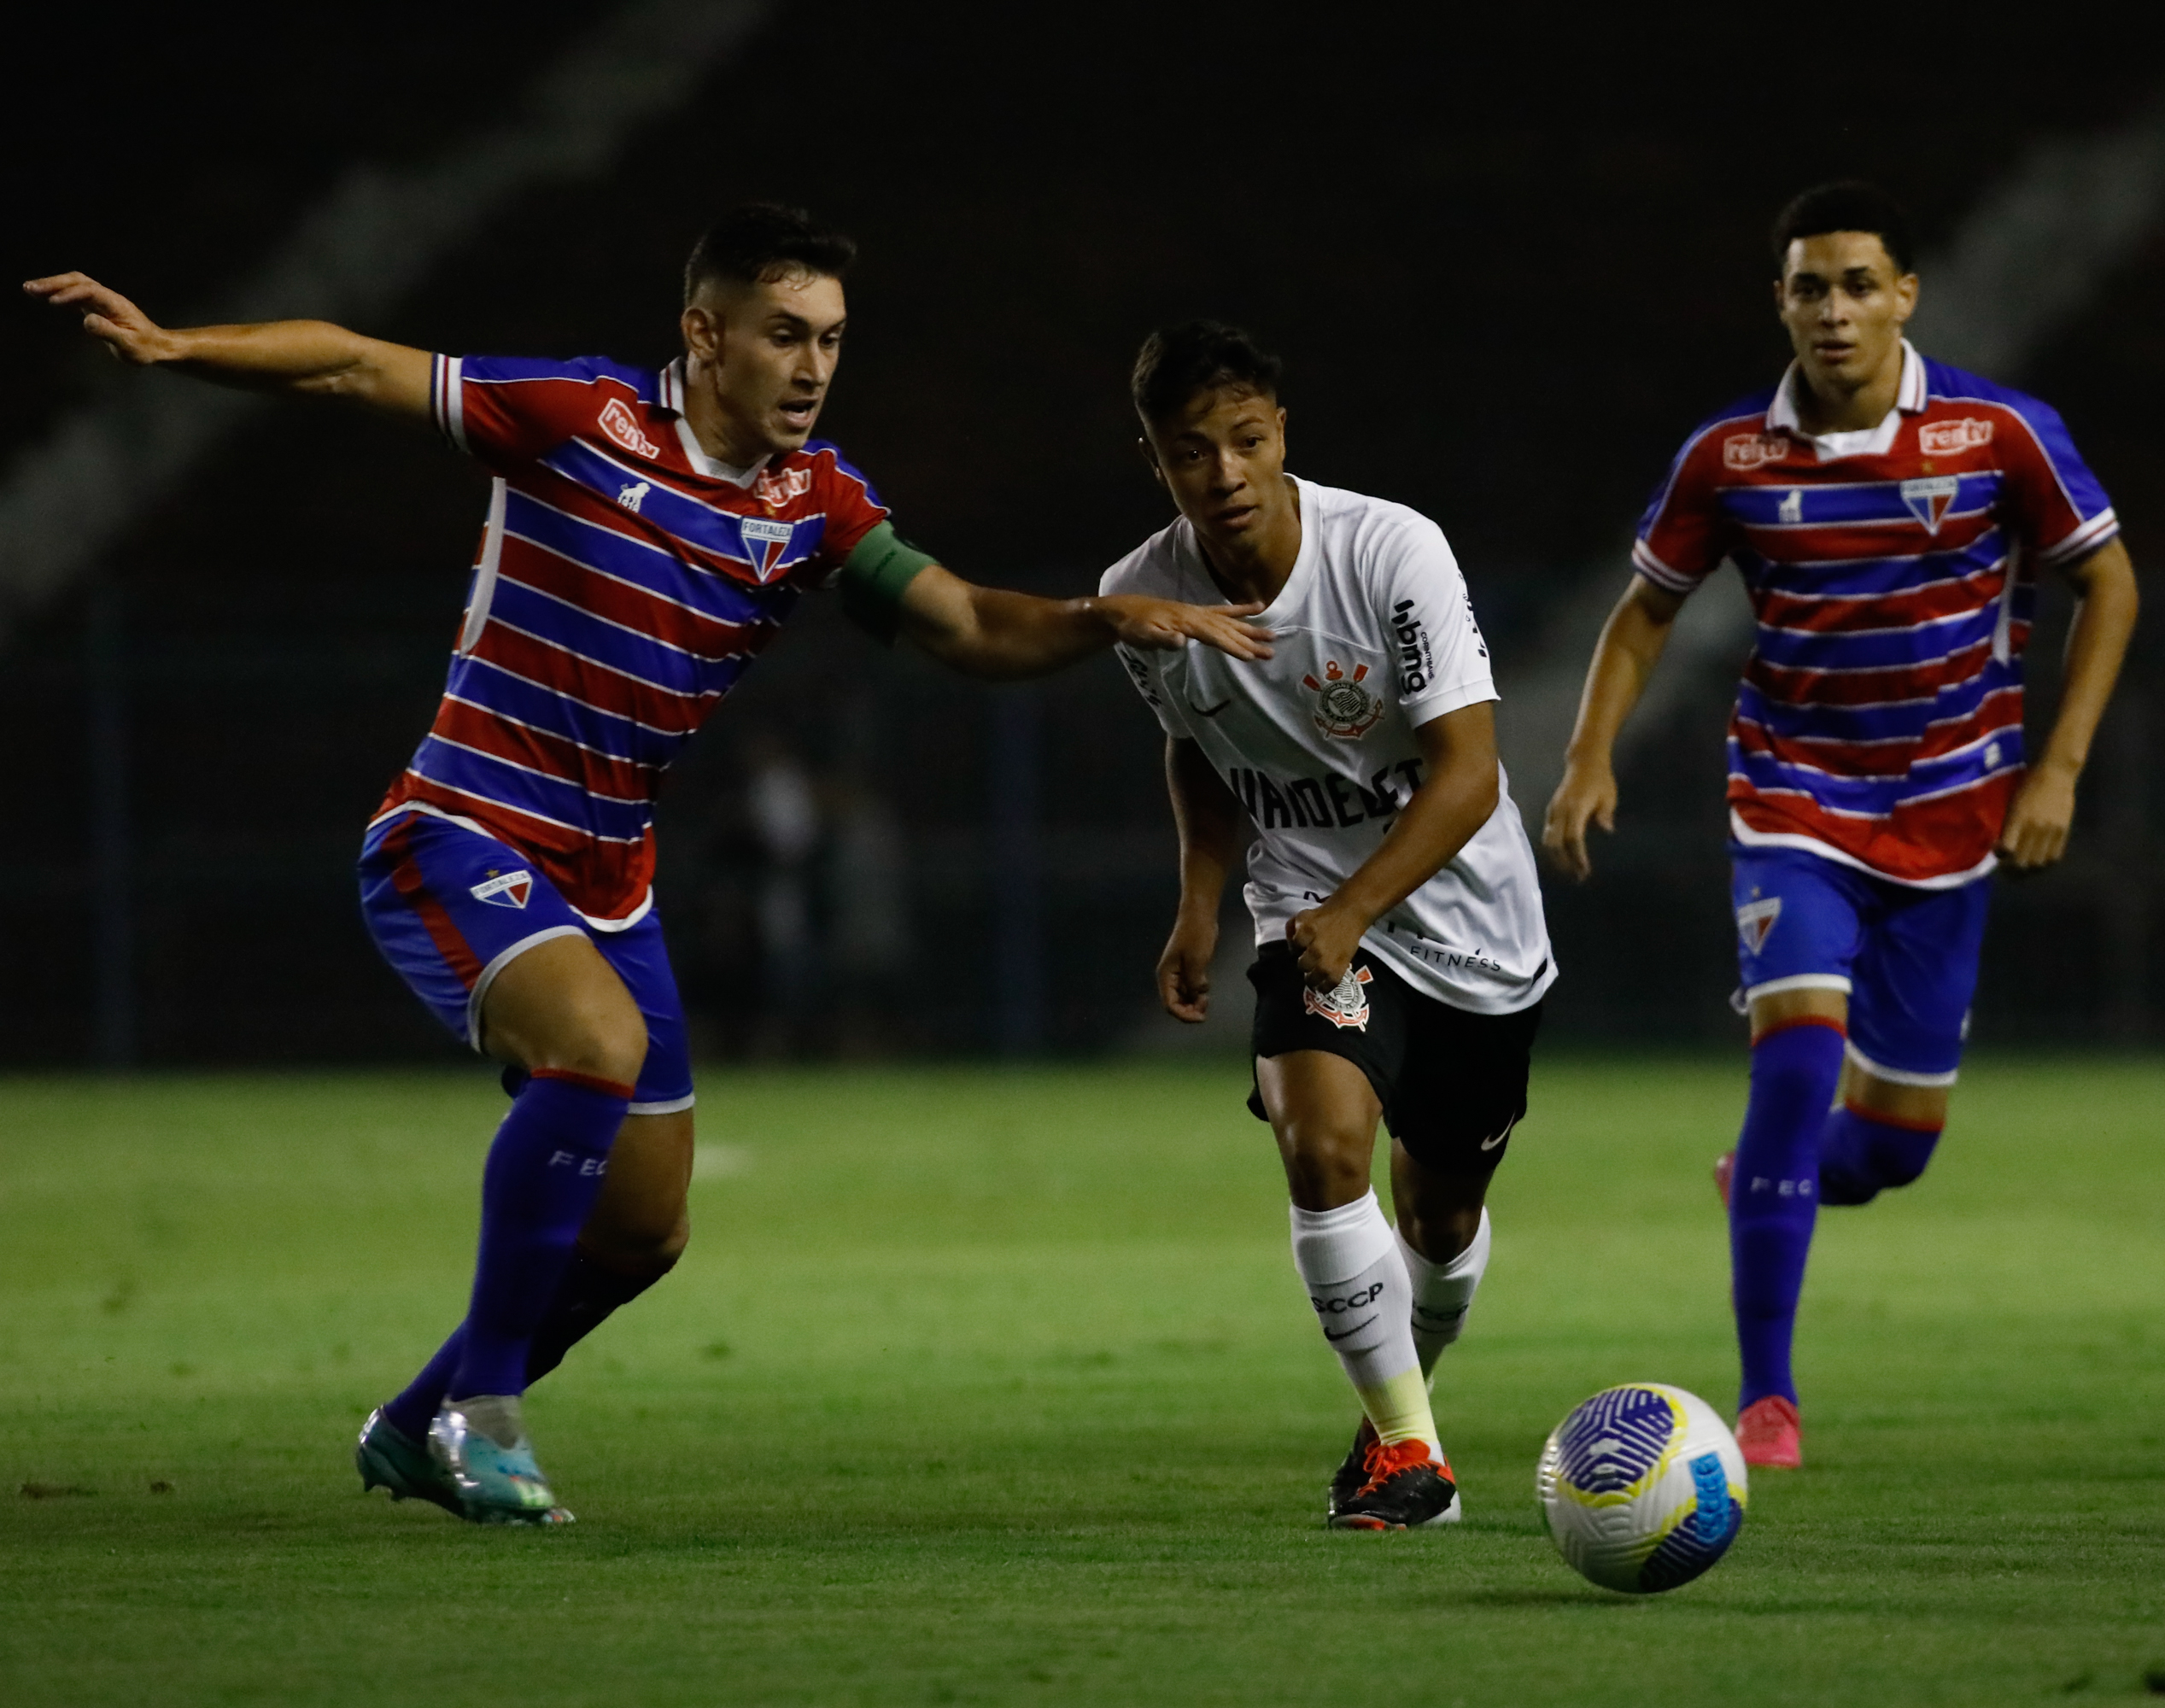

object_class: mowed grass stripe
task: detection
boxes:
[2,1059,2161,1706]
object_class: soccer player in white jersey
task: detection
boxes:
[1104,323,1555,1530]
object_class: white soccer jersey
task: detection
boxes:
[1103,477,1555,1015]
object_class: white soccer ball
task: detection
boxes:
[1536,1383,1748,1594]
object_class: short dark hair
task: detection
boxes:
[1770,180,1916,276]
[1132,320,1284,425]
[684,202,856,303]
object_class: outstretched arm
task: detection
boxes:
[1286,701,1502,989]
[1540,576,1684,881]
[1997,535,2140,870]
[23,272,432,423]
[893,562,1272,680]
[1156,738,1247,1022]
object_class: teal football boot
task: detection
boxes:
[355,1406,463,1517]
[428,1398,573,1525]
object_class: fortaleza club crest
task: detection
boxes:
[1899,475,1962,535]
[1302,659,1384,740]
[470,869,533,910]
[1302,964,1373,1031]
[739,516,795,582]
[1735,895,1782,955]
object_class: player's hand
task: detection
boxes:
[1156,914,1219,1023]
[1996,762,2077,874]
[23,272,180,366]
[1541,757,1618,883]
[1287,901,1366,991]
[1098,595,1273,661]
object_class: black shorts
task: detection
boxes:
[1246,941,1542,1171]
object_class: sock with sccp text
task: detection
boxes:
[1290,1191,1437,1453]
[1730,1020,1845,1412]
[442,1069,633,1404]
[1816,1103,1942,1207]
[1396,1208,1492,1383]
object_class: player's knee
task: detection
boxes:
[1277,1118,1372,1205]
[532,1004,648,1087]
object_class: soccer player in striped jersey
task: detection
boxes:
[1542,182,2139,1470]
[26,206,1270,1524]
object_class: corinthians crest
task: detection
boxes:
[1302,963,1374,1031]
[1302,659,1384,740]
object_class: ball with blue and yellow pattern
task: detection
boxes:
[1536,1383,1749,1593]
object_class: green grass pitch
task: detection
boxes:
[3,1057,2162,1705]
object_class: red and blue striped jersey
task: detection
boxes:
[372,355,888,921]
[1634,342,2117,887]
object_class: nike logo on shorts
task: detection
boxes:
[1187,697,1232,717]
[1479,1117,1518,1152]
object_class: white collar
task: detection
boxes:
[1766,339,1928,461]
[658,358,767,487]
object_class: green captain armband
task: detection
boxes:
[837,520,939,643]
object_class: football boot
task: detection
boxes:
[1326,1417,1379,1521]
[1735,1395,1802,1469]
[428,1398,574,1525]
[357,1405,465,1515]
[1327,1435,1461,1530]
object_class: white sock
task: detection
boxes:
[1397,1208,1492,1381]
[1290,1191,1437,1451]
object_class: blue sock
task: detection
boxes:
[1817,1104,1941,1206]
[383,1326,465,1440]
[441,1069,630,1402]
[1730,1021,1845,1411]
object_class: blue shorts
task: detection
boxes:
[358,809,694,1114]
[1729,845,1991,1086]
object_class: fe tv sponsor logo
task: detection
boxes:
[1723,432,1792,471]
[598,398,661,459]
[1918,417,1994,456]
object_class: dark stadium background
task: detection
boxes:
[3,2,2158,1067]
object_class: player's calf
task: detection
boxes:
[1817,1103,1941,1206]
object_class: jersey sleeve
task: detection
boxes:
[1996,395,2120,565]
[1098,553,1194,738]
[431,355,628,470]
[1631,426,1733,594]
[808,442,892,573]
[1112,644,1193,739]
[1370,514,1497,725]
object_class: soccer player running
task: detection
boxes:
[26,207,1271,1525]
[1542,183,2139,1470]
[1108,324,1554,1529]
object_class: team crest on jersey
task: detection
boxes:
[597,398,660,459]
[1899,475,1962,534]
[471,869,533,910]
[1302,660,1384,740]
[1919,418,1994,456]
[1723,432,1793,471]
[753,465,813,511]
[739,516,796,581]
[1735,896,1781,955]
[1303,964,1374,1031]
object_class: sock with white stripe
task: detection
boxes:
[1396,1208,1492,1382]
[1290,1191,1437,1452]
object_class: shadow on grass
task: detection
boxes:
[1448,1587,1641,1608]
